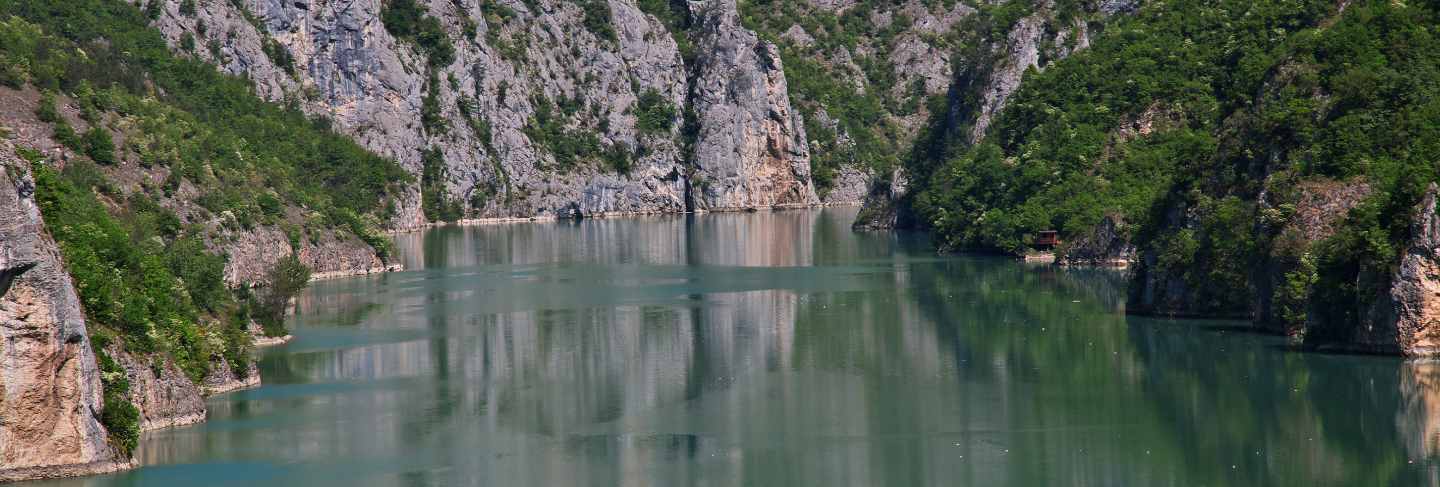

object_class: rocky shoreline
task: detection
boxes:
[0,460,136,484]
[309,264,405,282]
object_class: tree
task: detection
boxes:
[254,256,311,337]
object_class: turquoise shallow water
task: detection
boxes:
[25,208,1440,486]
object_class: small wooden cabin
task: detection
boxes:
[1034,230,1061,250]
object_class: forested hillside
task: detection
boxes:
[897,0,1440,352]
[0,0,407,463]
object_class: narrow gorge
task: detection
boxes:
[10,0,1440,483]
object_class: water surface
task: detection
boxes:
[30,208,1440,486]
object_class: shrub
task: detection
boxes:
[421,72,447,135]
[579,0,617,43]
[420,146,462,222]
[635,89,675,135]
[93,345,139,455]
[262,37,296,76]
[254,256,311,337]
[382,0,455,68]
[81,126,116,164]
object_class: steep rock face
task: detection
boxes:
[1057,214,1134,267]
[201,356,262,395]
[853,6,1101,230]
[222,225,389,285]
[111,349,207,431]
[152,0,820,223]
[853,168,911,231]
[968,14,1045,143]
[1355,185,1440,356]
[688,0,818,211]
[0,151,129,482]
[1251,180,1372,331]
[820,166,871,206]
[744,0,974,208]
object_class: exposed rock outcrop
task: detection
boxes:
[1356,185,1440,356]
[201,357,262,396]
[1058,214,1135,267]
[0,150,130,482]
[111,349,207,432]
[853,168,911,231]
[222,225,391,285]
[687,0,818,211]
[853,5,1105,231]
[968,13,1045,144]
[147,0,824,223]
[820,165,872,206]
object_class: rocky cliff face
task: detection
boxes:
[687,0,817,210]
[742,0,979,206]
[222,225,390,284]
[110,349,207,432]
[0,148,130,482]
[144,0,826,225]
[852,2,1109,230]
[1057,214,1134,267]
[1355,185,1440,356]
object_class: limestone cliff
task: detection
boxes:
[144,0,826,225]
[853,1,1112,230]
[1354,185,1440,356]
[687,0,817,211]
[0,149,130,482]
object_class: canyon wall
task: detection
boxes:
[0,146,130,482]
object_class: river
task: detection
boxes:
[27,208,1440,486]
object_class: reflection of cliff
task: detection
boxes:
[305,212,1171,484]
[1126,316,1437,486]
[1400,361,1440,481]
[162,208,1439,486]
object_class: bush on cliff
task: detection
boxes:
[254,256,312,337]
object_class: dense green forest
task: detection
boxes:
[0,0,409,452]
[905,0,1440,334]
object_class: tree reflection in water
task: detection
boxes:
[45,208,1440,487]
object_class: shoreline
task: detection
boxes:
[385,202,867,235]
[309,264,404,282]
[0,460,136,484]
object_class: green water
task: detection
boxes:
[28,208,1440,486]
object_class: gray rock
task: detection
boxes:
[821,165,872,206]
[1057,214,1135,267]
[111,348,208,431]
[149,0,828,223]
[854,3,1105,230]
[687,0,819,211]
[853,167,910,231]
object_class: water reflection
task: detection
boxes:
[25,208,1440,486]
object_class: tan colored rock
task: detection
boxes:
[1365,184,1440,355]
[0,151,131,482]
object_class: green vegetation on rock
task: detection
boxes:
[0,0,413,442]
[901,0,1440,339]
[382,0,456,68]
